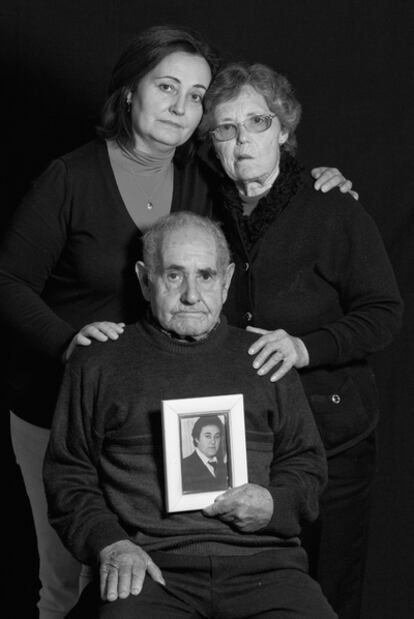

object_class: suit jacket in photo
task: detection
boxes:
[181,451,228,493]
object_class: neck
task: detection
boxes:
[132,134,177,160]
[236,164,280,198]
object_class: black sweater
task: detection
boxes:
[0,139,213,426]
[44,318,327,567]
[215,156,403,454]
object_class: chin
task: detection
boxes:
[172,318,211,339]
[155,128,188,148]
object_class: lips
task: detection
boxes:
[175,311,205,317]
[160,120,184,129]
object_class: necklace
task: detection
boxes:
[107,140,174,215]
[135,163,173,210]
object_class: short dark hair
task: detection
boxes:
[192,415,224,445]
[201,61,302,154]
[97,25,221,150]
[141,211,231,277]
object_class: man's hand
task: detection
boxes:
[99,539,165,602]
[247,327,309,382]
[311,166,359,200]
[203,483,273,532]
[64,321,125,362]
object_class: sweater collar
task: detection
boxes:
[136,314,229,354]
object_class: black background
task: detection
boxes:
[3,1,413,617]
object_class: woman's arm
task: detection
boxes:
[0,160,126,360]
[247,201,403,380]
[0,160,76,357]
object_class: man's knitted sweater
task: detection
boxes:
[44,317,327,567]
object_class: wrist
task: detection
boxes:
[294,337,309,368]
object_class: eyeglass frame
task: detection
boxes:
[209,113,277,142]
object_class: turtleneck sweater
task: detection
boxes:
[44,316,327,567]
[107,139,174,231]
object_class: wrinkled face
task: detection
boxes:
[211,85,288,188]
[128,51,212,154]
[195,425,221,458]
[138,227,234,340]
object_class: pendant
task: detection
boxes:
[147,201,153,210]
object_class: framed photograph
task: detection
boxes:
[161,393,248,512]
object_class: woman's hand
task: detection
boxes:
[311,167,359,200]
[63,321,125,362]
[247,327,309,382]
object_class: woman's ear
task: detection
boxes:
[279,131,288,145]
[135,261,151,301]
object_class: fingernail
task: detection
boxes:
[253,361,259,368]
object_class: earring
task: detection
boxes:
[126,95,132,113]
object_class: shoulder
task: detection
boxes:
[225,323,260,350]
[31,140,103,190]
[182,451,198,464]
[66,324,139,375]
[294,173,376,232]
[59,139,104,173]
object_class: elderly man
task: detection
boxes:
[44,212,336,618]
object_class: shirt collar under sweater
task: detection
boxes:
[134,315,229,355]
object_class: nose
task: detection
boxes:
[236,123,249,144]
[170,92,186,116]
[180,276,199,304]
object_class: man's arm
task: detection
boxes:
[204,368,327,535]
[44,355,165,600]
[43,356,130,566]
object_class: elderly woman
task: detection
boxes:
[0,27,353,618]
[201,62,403,619]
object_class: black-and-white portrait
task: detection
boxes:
[180,413,230,494]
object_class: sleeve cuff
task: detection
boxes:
[262,486,302,537]
[79,520,131,565]
[301,329,339,367]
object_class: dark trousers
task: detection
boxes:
[302,434,376,619]
[67,549,337,618]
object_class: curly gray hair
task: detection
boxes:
[200,62,302,154]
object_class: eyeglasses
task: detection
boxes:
[210,114,277,142]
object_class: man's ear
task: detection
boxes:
[222,263,235,303]
[135,261,151,301]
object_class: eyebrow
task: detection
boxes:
[165,265,217,276]
[216,111,267,123]
[155,75,208,90]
